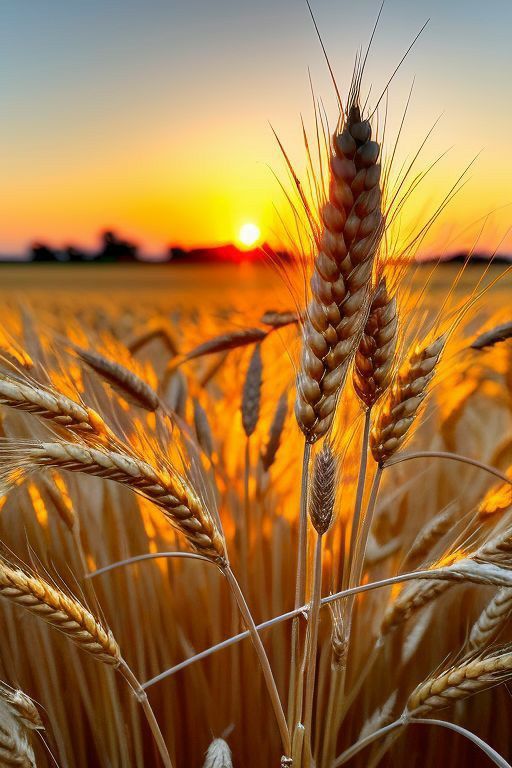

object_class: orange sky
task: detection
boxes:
[1,0,511,257]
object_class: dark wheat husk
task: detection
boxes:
[295,102,384,443]
[353,277,398,408]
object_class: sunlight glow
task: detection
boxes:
[238,222,261,249]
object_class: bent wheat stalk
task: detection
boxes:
[0,559,173,767]
[0,376,109,439]
[333,717,511,768]
[0,559,120,665]
[1,439,226,563]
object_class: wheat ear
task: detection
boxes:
[407,645,512,716]
[17,440,225,562]
[353,277,398,408]
[75,345,160,411]
[468,588,512,652]
[0,561,172,765]
[0,684,42,768]
[382,524,512,634]
[479,478,512,517]
[403,503,456,569]
[203,738,233,768]
[241,343,263,438]
[0,376,108,438]
[261,392,288,472]
[295,103,383,443]
[470,322,512,350]
[0,686,42,732]
[0,718,35,767]
[371,333,447,464]
[193,398,214,458]
[0,559,120,665]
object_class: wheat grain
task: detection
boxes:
[0,559,120,665]
[295,102,383,443]
[371,333,447,464]
[353,277,398,408]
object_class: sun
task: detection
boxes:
[237,222,261,249]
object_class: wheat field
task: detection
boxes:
[1,38,512,765]
[0,255,510,768]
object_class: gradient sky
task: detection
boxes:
[1,0,511,256]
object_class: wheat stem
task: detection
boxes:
[347,408,372,576]
[241,436,251,594]
[86,551,214,578]
[288,442,311,729]
[142,567,481,690]
[332,718,405,765]
[408,719,511,768]
[384,451,512,484]
[350,466,383,589]
[119,660,173,768]
[223,566,291,760]
[332,717,511,767]
[303,534,323,767]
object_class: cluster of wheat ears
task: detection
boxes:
[1,43,512,768]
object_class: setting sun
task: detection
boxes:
[238,222,261,249]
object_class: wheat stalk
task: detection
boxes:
[0,559,120,665]
[382,524,512,634]
[16,439,226,562]
[0,375,109,438]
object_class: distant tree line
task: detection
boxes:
[31,231,139,263]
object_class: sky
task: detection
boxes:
[1,0,511,257]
